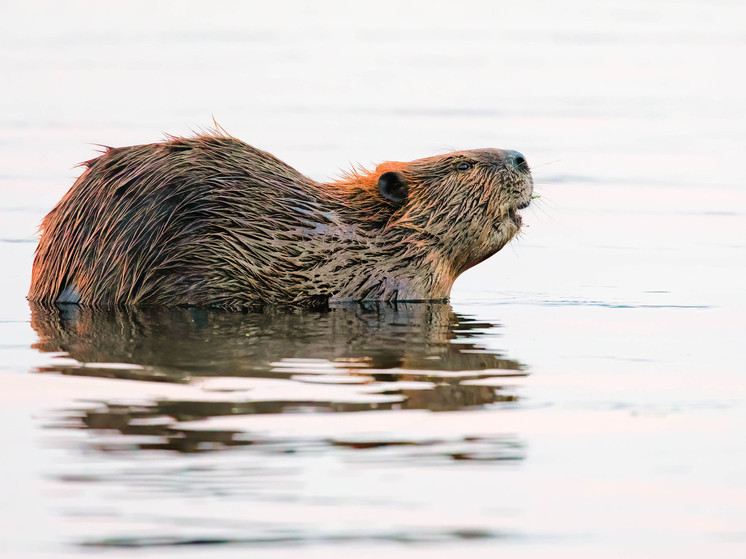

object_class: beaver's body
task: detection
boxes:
[29,133,533,309]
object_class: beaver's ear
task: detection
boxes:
[377,171,408,206]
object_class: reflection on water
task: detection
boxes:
[31,302,522,381]
[29,303,527,549]
[31,303,525,459]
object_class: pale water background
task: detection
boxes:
[1,1,746,557]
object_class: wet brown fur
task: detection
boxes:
[29,133,533,310]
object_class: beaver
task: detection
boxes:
[28,133,533,310]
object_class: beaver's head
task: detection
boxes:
[374,149,534,274]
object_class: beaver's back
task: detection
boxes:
[29,135,323,309]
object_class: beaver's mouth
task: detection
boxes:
[496,196,530,230]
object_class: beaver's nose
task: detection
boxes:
[505,150,529,172]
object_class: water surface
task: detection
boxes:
[1,1,745,557]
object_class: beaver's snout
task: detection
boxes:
[498,149,534,210]
[488,149,530,175]
[503,150,530,173]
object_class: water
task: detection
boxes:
[2,1,746,557]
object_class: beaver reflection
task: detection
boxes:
[31,302,523,380]
[31,302,526,455]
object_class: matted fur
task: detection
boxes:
[29,134,533,310]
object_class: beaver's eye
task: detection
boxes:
[456,161,472,171]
